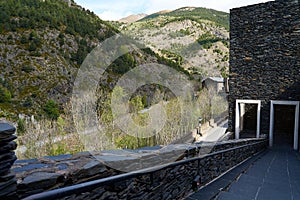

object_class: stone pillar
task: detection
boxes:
[0,122,18,199]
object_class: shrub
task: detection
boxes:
[43,100,60,120]
[17,118,26,135]
[28,42,37,51]
[23,97,33,107]
[0,86,11,103]
[20,35,29,44]
[21,65,35,73]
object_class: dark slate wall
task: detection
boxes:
[229,0,300,133]
[19,139,267,200]
[13,139,266,199]
[0,123,18,200]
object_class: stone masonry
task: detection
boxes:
[0,121,268,199]
[14,138,267,199]
[26,139,267,200]
[228,0,300,133]
[0,122,18,199]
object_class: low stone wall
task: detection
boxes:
[0,122,18,200]
[0,121,267,199]
[19,138,268,199]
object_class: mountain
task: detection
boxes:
[0,0,118,118]
[0,0,187,119]
[0,1,230,156]
[0,1,229,121]
[119,14,148,23]
[116,7,229,79]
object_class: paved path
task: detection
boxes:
[217,145,300,200]
[187,145,300,200]
[200,120,228,142]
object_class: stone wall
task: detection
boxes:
[18,138,267,199]
[0,122,268,199]
[229,0,300,133]
[0,122,18,199]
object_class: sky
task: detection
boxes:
[74,0,272,21]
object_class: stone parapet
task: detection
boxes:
[15,138,267,199]
[0,122,18,199]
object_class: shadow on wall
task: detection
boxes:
[274,80,300,145]
[239,104,258,138]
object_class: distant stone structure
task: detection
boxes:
[229,0,300,149]
[202,77,226,94]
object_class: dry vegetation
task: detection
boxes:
[16,86,227,159]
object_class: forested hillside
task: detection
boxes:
[1,0,213,158]
[117,7,230,78]
[0,0,186,119]
[0,1,227,158]
[141,7,229,30]
[0,0,118,118]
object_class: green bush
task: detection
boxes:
[115,135,149,149]
[43,100,60,120]
[23,97,33,107]
[197,33,222,49]
[0,86,11,103]
[21,65,35,73]
[20,35,29,44]
[28,42,37,51]
[17,118,26,135]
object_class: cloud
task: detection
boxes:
[98,11,128,21]
[75,0,272,20]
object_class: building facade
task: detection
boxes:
[202,77,225,94]
[229,0,300,149]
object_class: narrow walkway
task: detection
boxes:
[200,120,228,142]
[187,145,300,200]
[217,145,300,199]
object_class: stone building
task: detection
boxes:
[202,77,226,94]
[228,0,300,149]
